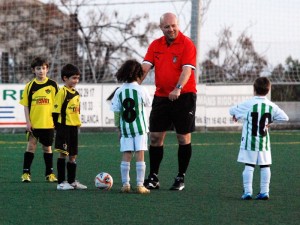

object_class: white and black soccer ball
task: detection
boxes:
[95,172,113,190]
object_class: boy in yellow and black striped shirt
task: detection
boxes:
[20,56,59,183]
[53,64,87,190]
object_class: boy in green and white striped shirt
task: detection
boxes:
[229,77,289,200]
[111,59,151,194]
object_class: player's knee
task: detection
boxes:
[176,133,191,145]
[42,146,52,153]
[26,143,37,153]
[69,155,77,163]
[150,133,164,146]
[122,151,132,161]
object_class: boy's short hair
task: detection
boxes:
[31,57,49,69]
[61,64,81,80]
[254,77,271,96]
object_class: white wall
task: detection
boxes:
[0,84,265,128]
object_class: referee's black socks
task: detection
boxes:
[178,143,192,177]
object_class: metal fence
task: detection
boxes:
[0,0,299,85]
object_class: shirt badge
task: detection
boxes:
[173,56,177,63]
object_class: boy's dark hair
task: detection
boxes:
[115,59,143,83]
[61,64,81,80]
[31,57,49,69]
[254,77,271,96]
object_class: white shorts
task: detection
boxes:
[120,134,148,152]
[237,149,272,165]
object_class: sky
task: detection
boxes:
[43,0,300,66]
[201,0,300,66]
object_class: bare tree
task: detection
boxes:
[0,0,81,83]
[270,56,300,101]
[200,26,267,83]
[57,0,159,83]
[0,0,159,83]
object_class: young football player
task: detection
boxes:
[229,77,289,200]
[53,64,87,190]
[20,56,59,183]
[111,59,151,194]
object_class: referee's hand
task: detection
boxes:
[169,89,181,101]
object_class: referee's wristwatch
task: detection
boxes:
[176,84,183,89]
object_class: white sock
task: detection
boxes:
[136,161,146,187]
[260,167,271,194]
[243,165,255,194]
[120,161,130,186]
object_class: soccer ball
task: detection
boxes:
[95,172,113,190]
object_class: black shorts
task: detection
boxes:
[55,124,78,156]
[28,129,54,147]
[149,93,196,134]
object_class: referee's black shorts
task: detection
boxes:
[149,92,196,134]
